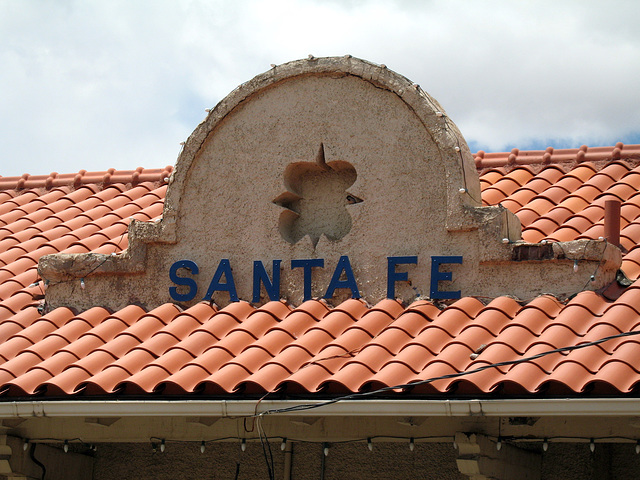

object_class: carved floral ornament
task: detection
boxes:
[273,143,363,247]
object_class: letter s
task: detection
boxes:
[169,260,199,302]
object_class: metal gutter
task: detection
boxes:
[1,398,639,418]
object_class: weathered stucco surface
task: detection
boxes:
[87,441,640,480]
[39,56,621,311]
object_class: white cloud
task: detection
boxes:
[1,0,639,176]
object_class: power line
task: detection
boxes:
[258,327,640,416]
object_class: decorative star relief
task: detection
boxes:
[273,143,363,247]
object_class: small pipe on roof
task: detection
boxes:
[604,199,621,247]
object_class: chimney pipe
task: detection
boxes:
[604,199,621,247]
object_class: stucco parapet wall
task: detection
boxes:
[38,238,621,311]
[38,247,145,283]
[36,56,621,311]
[491,239,621,267]
[156,56,485,238]
[474,239,621,301]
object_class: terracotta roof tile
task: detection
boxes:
[622,249,640,279]
[0,191,38,216]
[0,292,38,320]
[526,218,561,239]
[479,169,504,189]
[583,173,618,192]
[1,148,640,398]
[535,185,572,205]
[0,308,42,344]
[556,195,592,214]
[600,160,633,179]
[509,184,548,207]
[409,325,458,356]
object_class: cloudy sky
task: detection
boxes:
[1,0,639,177]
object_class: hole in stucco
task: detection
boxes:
[273,143,363,247]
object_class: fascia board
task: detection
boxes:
[0,398,639,418]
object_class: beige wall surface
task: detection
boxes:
[90,441,464,480]
[87,441,640,480]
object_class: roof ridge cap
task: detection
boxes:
[0,167,174,192]
[475,143,640,173]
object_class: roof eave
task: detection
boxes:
[1,398,639,419]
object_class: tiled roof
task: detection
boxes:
[2,146,640,399]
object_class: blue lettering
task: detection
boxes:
[169,260,199,302]
[253,260,281,303]
[203,259,238,302]
[430,256,462,299]
[325,256,360,299]
[170,254,465,303]
[291,259,324,301]
[387,256,418,298]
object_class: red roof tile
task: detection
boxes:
[1,145,640,399]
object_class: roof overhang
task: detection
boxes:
[2,399,640,445]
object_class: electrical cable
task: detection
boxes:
[413,85,484,205]
[38,222,129,290]
[40,253,111,289]
[257,327,640,417]
[580,239,607,291]
[138,433,640,450]
[320,443,326,480]
[442,115,478,203]
[29,443,46,480]
[257,415,275,480]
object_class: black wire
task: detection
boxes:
[29,443,46,480]
[442,117,467,189]
[149,436,237,445]
[265,436,274,480]
[257,420,275,480]
[135,433,640,451]
[40,227,127,289]
[539,238,607,297]
[440,114,484,206]
[412,88,483,205]
[40,253,111,288]
[259,327,640,416]
[580,239,607,291]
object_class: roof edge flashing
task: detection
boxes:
[0,398,638,419]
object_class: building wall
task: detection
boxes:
[539,442,640,480]
[90,441,462,480]
[290,442,463,480]
[87,441,640,480]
